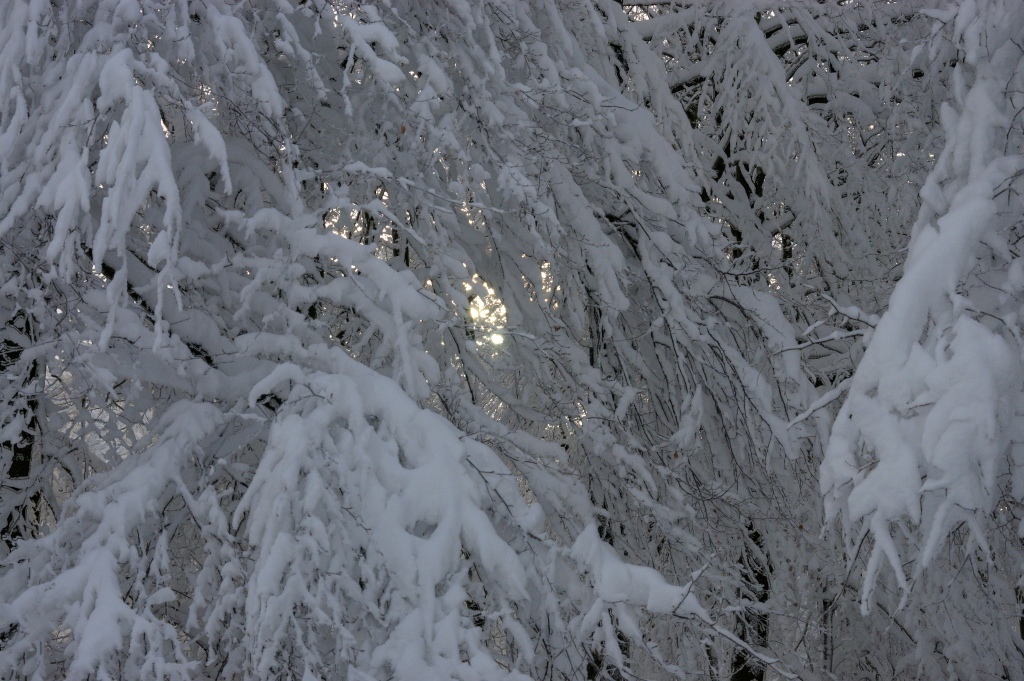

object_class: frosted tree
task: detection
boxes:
[822,1,1024,677]
[625,2,952,677]
[0,0,812,679]
[2,0,1018,679]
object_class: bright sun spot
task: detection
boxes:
[464,274,507,346]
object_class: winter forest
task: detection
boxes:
[1,0,1023,679]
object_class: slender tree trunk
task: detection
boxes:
[732,523,770,681]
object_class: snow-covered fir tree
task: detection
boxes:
[0,1,1021,679]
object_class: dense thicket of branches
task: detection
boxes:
[0,1,1021,679]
